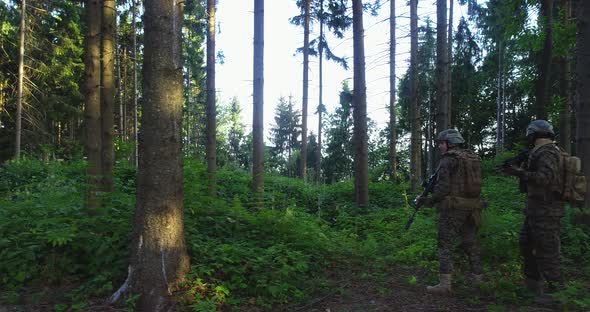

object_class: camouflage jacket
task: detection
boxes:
[521,142,564,216]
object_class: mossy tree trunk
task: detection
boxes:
[253,0,265,206]
[410,0,422,191]
[206,0,217,197]
[352,0,368,207]
[109,0,190,309]
[300,0,310,180]
[84,0,102,211]
[388,0,397,182]
[576,0,590,209]
[101,0,115,192]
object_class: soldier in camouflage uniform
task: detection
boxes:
[417,129,483,294]
[502,120,565,302]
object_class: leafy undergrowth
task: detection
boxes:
[0,157,589,311]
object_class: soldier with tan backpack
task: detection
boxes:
[416,129,484,294]
[502,120,587,305]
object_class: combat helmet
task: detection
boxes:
[526,120,554,138]
[436,129,465,144]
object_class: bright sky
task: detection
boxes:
[215,0,467,140]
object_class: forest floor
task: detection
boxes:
[0,264,562,312]
[288,265,561,312]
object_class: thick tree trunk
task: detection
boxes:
[253,0,265,206]
[132,0,139,167]
[501,65,506,144]
[388,0,397,182]
[558,0,572,153]
[535,0,554,120]
[299,0,311,181]
[576,0,590,209]
[300,0,310,180]
[427,90,434,175]
[84,0,102,211]
[435,0,448,163]
[101,0,116,192]
[352,0,368,207]
[206,0,217,197]
[410,0,422,191]
[496,40,503,153]
[316,0,324,182]
[186,67,191,149]
[15,0,26,159]
[122,47,128,140]
[116,26,124,141]
[109,0,190,309]
[447,0,453,126]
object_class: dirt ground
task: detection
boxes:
[289,266,562,312]
[0,266,564,312]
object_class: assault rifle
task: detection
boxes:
[496,149,529,172]
[405,168,440,231]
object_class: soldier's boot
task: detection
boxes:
[426,274,452,294]
[534,280,564,306]
[524,278,543,295]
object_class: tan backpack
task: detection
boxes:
[448,149,482,198]
[558,148,587,204]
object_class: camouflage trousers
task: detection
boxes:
[519,216,563,284]
[437,208,482,275]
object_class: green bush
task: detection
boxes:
[0,159,133,304]
[1,157,589,310]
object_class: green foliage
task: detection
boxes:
[552,281,590,310]
[1,158,589,310]
[114,138,135,162]
[0,159,132,304]
[269,95,302,177]
[562,208,590,264]
[1,0,85,159]
[323,81,354,183]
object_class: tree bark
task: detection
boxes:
[410,0,422,192]
[496,40,503,153]
[427,89,434,175]
[253,0,265,206]
[132,0,139,167]
[576,0,590,209]
[116,25,124,141]
[101,0,116,192]
[388,0,397,182]
[84,0,102,211]
[109,0,190,309]
[436,0,449,143]
[352,0,368,207]
[206,0,217,197]
[122,47,128,140]
[558,0,571,153]
[447,0,453,126]
[15,0,26,159]
[316,0,324,182]
[535,0,554,120]
[300,0,311,180]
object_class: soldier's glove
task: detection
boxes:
[502,165,525,178]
